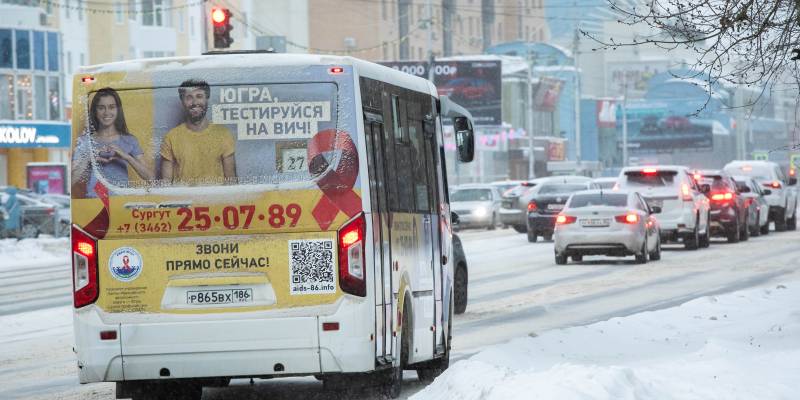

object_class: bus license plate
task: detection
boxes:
[581,218,610,227]
[186,289,253,305]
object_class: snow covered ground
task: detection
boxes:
[1,231,799,399]
[413,281,800,400]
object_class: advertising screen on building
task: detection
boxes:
[533,77,564,112]
[621,102,713,153]
[379,59,503,126]
[27,163,68,194]
[432,60,502,126]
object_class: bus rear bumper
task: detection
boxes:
[74,298,375,383]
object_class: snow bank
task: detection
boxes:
[0,237,68,270]
[414,283,800,400]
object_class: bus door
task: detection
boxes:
[364,112,394,364]
[431,113,451,350]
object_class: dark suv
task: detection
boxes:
[696,170,749,243]
[525,177,592,242]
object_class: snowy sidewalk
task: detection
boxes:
[414,281,800,400]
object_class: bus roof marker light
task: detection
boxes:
[81,76,95,84]
[329,66,345,74]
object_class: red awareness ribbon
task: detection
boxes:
[83,180,110,238]
[307,129,362,230]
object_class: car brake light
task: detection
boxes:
[693,173,702,181]
[615,213,640,224]
[642,167,657,175]
[555,214,576,225]
[338,214,366,297]
[527,200,538,212]
[682,183,693,201]
[72,225,99,308]
[710,192,734,201]
[790,169,796,177]
[770,181,782,189]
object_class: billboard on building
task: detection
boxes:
[379,59,503,126]
[433,60,502,126]
[533,77,564,112]
[621,102,713,153]
[27,163,68,194]
[606,61,669,97]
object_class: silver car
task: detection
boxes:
[554,190,662,265]
[450,184,502,230]
[723,160,798,231]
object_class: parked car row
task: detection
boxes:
[0,186,70,239]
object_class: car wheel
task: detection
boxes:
[649,237,662,261]
[543,233,553,241]
[788,211,797,231]
[684,221,699,250]
[774,208,787,231]
[554,252,568,265]
[512,224,527,233]
[527,230,538,242]
[572,254,583,262]
[635,239,648,264]
[727,222,740,243]
[454,264,468,315]
[20,224,39,239]
[751,211,761,237]
[487,214,497,231]
[740,214,750,241]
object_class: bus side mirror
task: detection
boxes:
[454,116,474,162]
[451,211,460,226]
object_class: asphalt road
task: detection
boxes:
[1,226,799,399]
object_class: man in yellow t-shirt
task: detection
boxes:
[160,79,236,185]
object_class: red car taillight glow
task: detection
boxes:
[555,214,577,225]
[338,214,366,297]
[527,200,538,212]
[615,213,640,224]
[72,225,99,308]
[710,192,734,202]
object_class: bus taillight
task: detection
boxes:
[72,225,99,308]
[338,214,366,297]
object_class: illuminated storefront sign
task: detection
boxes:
[0,121,70,148]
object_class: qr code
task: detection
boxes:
[288,239,336,295]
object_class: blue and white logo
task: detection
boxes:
[108,247,143,282]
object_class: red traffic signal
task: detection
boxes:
[211,7,234,48]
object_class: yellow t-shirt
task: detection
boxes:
[159,123,236,184]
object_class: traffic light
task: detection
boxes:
[211,7,234,49]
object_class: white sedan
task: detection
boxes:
[554,190,662,265]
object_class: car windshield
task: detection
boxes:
[725,165,773,181]
[568,193,629,208]
[451,188,492,202]
[698,176,730,191]
[538,184,587,194]
[622,172,677,187]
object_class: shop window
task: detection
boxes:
[16,30,31,70]
[48,77,60,120]
[47,32,59,71]
[0,30,12,69]
[0,74,13,120]
[35,76,47,120]
[16,75,33,120]
[33,31,45,70]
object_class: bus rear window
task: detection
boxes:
[71,82,340,198]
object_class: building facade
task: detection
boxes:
[1,2,68,188]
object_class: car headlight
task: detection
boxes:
[474,207,488,217]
